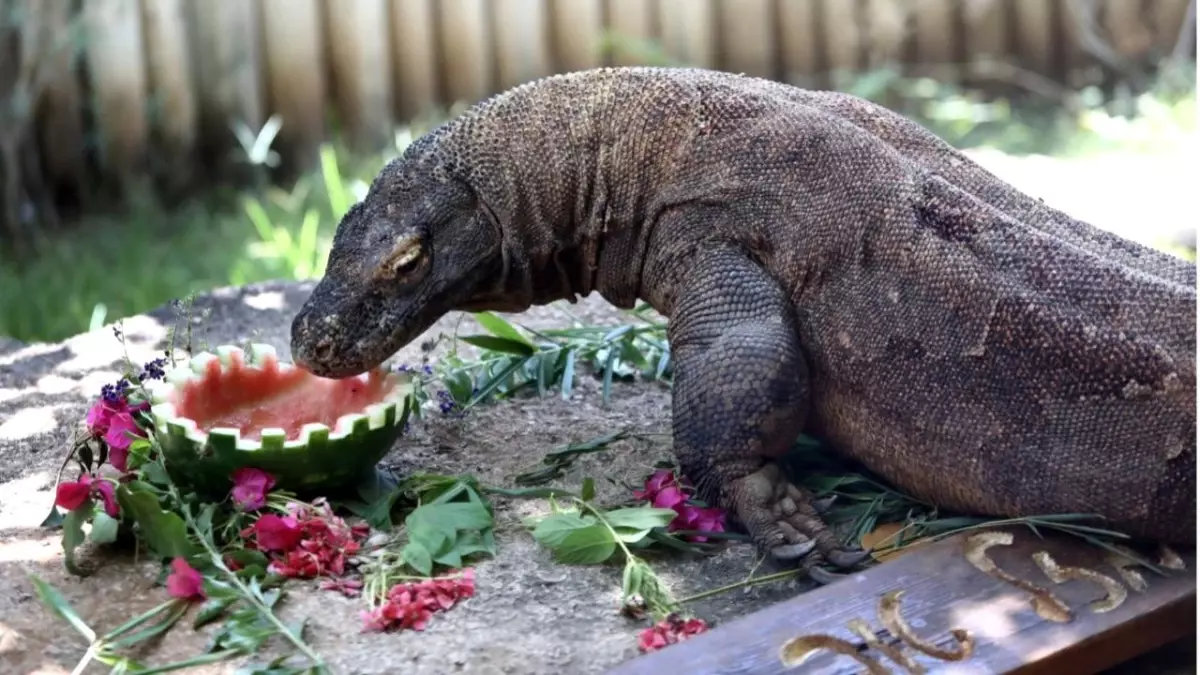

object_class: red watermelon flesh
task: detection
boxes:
[169,350,397,441]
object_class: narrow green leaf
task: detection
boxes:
[601,346,617,403]
[460,334,536,356]
[29,575,96,642]
[192,595,236,629]
[473,312,533,348]
[466,358,527,408]
[560,349,576,400]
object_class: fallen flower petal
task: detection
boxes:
[637,615,710,653]
[251,514,304,551]
[165,558,205,601]
[231,468,276,510]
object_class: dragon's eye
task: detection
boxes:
[380,234,424,279]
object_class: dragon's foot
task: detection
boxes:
[729,462,870,583]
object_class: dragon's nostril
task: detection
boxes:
[314,338,335,362]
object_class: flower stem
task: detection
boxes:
[174,487,327,670]
[676,569,801,605]
[575,498,636,561]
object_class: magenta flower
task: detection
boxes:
[632,469,727,543]
[165,558,206,601]
[54,474,119,518]
[86,397,148,472]
[230,468,276,510]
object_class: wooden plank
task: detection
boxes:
[550,0,605,73]
[82,0,149,177]
[324,0,393,152]
[437,0,492,106]
[778,0,822,86]
[717,0,776,79]
[187,0,265,158]
[1012,0,1056,75]
[493,0,551,89]
[657,0,717,68]
[603,0,656,66]
[1151,0,1194,55]
[260,0,325,169]
[25,0,86,196]
[818,0,860,75]
[1102,0,1155,59]
[961,0,1007,64]
[605,528,1196,675]
[139,0,197,167]
[911,0,957,73]
[390,0,439,120]
[862,0,913,70]
[1057,0,1100,88]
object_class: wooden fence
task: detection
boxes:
[4,0,1195,213]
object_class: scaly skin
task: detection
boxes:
[290,68,1196,579]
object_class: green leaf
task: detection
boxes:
[61,501,91,575]
[125,439,153,471]
[460,334,535,357]
[88,511,120,544]
[531,512,594,550]
[560,350,576,399]
[116,486,196,560]
[194,597,237,629]
[343,484,404,531]
[41,504,65,529]
[473,312,533,348]
[601,507,678,532]
[552,525,617,564]
[485,485,580,500]
[410,501,493,534]
[402,540,434,576]
[29,575,96,641]
[141,461,171,486]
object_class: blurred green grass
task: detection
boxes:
[0,69,1194,344]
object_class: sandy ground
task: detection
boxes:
[0,148,1194,674]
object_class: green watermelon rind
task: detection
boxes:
[145,343,413,496]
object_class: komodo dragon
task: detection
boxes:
[289,67,1196,579]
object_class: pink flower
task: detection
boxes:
[230,468,276,510]
[165,558,205,601]
[632,469,676,501]
[54,474,119,518]
[250,514,304,551]
[102,410,144,455]
[651,485,687,510]
[86,397,148,473]
[632,469,727,543]
[86,400,117,436]
[673,506,726,542]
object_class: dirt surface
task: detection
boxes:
[0,149,1194,674]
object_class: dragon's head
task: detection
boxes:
[290,140,504,378]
